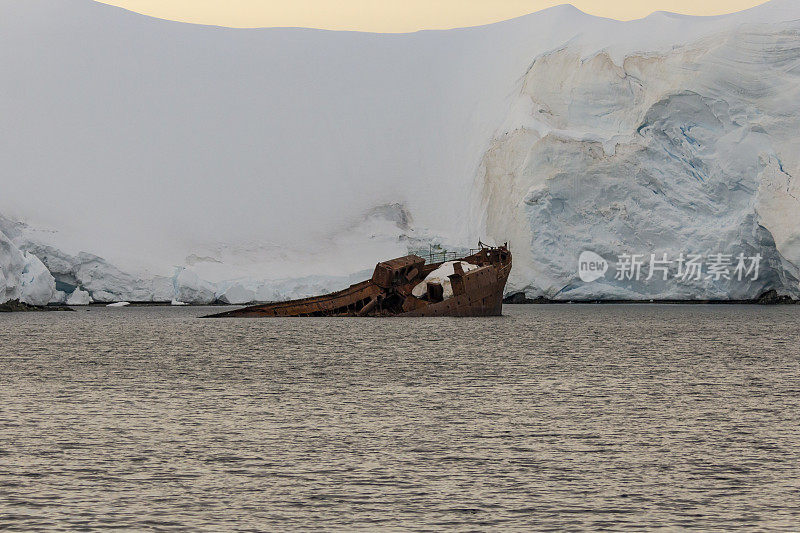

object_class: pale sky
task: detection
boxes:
[96,0,770,32]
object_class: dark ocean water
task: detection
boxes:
[1,304,799,531]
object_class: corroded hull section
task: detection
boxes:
[204,244,511,318]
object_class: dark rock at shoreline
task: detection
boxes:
[755,290,796,305]
[503,291,799,305]
[0,300,74,312]
[503,293,552,304]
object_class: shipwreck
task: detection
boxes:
[204,243,511,317]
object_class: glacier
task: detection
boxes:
[0,229,55,306]
[476,22,800,299]
[1,0,800,303]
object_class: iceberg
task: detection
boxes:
[0,230,55,306]
[173,268,216,305]
[66,288,92,306]
[10,235,157,303]
[19,251,56,306]
[51,290,68,304]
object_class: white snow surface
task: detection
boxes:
[66,289,92,306]
[412,261,479,300]
[51,290,68,304]
[2,0,800,301]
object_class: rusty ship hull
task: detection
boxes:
[204,244,511,318]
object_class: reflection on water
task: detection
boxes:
[1,305,799,530]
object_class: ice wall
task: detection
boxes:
[475,21,800,299]
[0,230,55,306]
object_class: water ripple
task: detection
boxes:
[0,304,799,530]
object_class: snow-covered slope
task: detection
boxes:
[2,0,800,302]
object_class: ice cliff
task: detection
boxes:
[0,229,55,306]
[2,0,800,303]
[476,20,800,299]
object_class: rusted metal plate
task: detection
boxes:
[371,255,425,288]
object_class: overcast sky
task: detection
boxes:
[95,0,770,32]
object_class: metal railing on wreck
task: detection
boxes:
[425,245,482,265]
